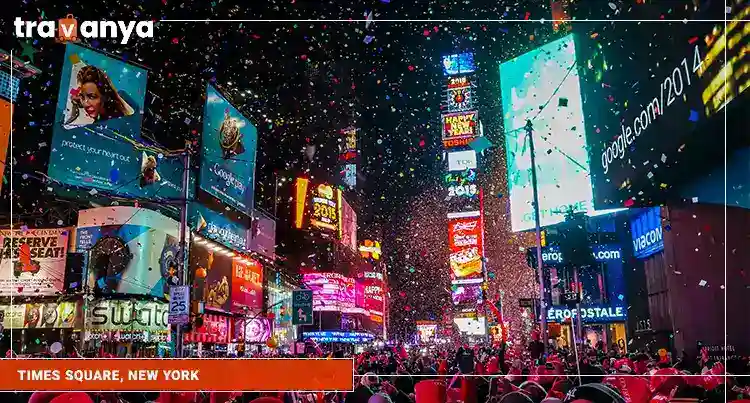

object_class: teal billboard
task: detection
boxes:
[189,202,249,252]
[200,84,258,215]
[48,43,185,200]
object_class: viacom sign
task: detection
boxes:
[540,244,622,265]
[630,207,664,259]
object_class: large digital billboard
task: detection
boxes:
[446,76,474,111]
[577,2,747,208]
[501,34,606,232]
[302,272,358,313]
[447,211,483,285]
[189,202,248,252]
[442,111,479,148]
[442,53,476,76]
[77,207,178,298]
[630,207,664,259]
[200,83,258,215]
[48,44,185,200]
[0,228,71,296]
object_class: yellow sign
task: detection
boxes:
[442,111,478,140]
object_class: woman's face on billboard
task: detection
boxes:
[80,81,103,119]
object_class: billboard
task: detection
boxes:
[340,127,357,161]
[248,209,276,259]
[0,228,71,296]
[630,207,664,259]
[237,317,272,343]
[446,76,474,111]
[231,257,263,313]
[189,202,248,252]
[445,169,478,199]
[340,196,358,253]
[501,35,606,231]
[452,284,483,306]
[416,321,438,343]
[442,111,479,148]
[77,207,178,298]
[310,183,340,233]
[577,2,747,208]
[442,53,476,76]
[200,83,258,214]
[0,302,79,329]
[342,164,357,190]
[302,272,358,313]
[85,299,169,332]
[189,238,233,312]
[447,211,483,285]
[447,150,477,172]
[48,43,186,200]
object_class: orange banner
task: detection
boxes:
[0,358,354,391]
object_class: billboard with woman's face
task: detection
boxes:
[48,43,185,200]
[200,84,258,215]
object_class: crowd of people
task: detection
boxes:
[4,339,750,403]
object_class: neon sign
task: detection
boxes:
[310,184,339,232]
[442,111,478,142]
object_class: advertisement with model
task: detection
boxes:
[231,257,263,313]
[0,228,72,296]
[47,43,185,200]
[76,207,179,298]
[200,83,258,215]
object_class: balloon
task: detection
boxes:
[195,267,207,278]
[49,342,63,354]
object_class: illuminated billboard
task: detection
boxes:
[447,211,483,285]
[200,83,258,214]
[446,76,474,111]
[442,53,476,76]
[452,284,483,306]
[501,35,602,231]
[340,127,357,161]
[48,43,186,201]
[302,272,359,313]
[447,150,477,172]
[445,169,478,199]
[442,111,478,149]
[310,184,340,232]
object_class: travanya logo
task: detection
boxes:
[14,15,154,44]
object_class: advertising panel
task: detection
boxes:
[501,35,616,231]
[231,257,263,313]
[447,150,477,172]
[446,76,474,111]
[309,184,340,233]
[442,53,476,76]
[453,315,486,336]
[452,284,483,306]
[416,321,438,344]
[236,317,272,343]
[631,207,664,259]
[189,203,248,252]
[48,43,185,200]
[0,302,79,329]
[442,111,479,147]
[183,313,230,344]
[85,299,169,332]
[577,2,746,208]
[342,164,357,190]
[445,169,478,199]
[0,228,70,296]
[302,272,358,313]
[340,127,357,161]
[340,197,358,253]
[447,212,483,285]
[303,331,374,344]
[248,209,276,259]
[537,244,623,265]
[200,83,258,214]
[189,238,232,312]
[77,207,178,298]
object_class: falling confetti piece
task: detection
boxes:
[689,110,699,122]
[698,280,707,287]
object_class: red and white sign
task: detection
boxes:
[184,313,230,344]
[448,212,483,284]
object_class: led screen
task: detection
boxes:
[447,212,483,285]
[48,44,186,200]
[501,35,616,232]
[302,272,358,313]
[200,83,258,214]
[442,53,476,76]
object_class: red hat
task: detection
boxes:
[461,377,478,403]
[603,376,651,403]
[251,399,283,403]
[650,367,684,395]
[415,380,447,403]
[30,393,94,403]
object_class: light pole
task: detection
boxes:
[525,119,547,353]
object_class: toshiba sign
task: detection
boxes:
[447,150,477,172]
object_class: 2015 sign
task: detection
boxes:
[442,111,478,140]
[448,184,478,197]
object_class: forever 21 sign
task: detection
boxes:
[86,299,169,331]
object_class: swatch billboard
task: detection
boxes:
[48,43,185,200]
[501,35,619,232]
[447,211,483,285]
[200,83,258,215]
[77,207,178,298]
